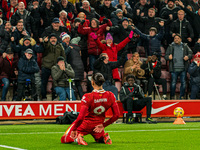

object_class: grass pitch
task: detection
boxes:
[0,122,200,150]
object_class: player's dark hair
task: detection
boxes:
[92,73,105,86]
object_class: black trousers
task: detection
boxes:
[127,97,152,119]
[148,77,167,95]
[16,80,37,101]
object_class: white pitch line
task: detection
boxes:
[0,145,27,150]
[0,128,200,135]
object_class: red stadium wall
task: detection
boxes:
[0,100,200,120]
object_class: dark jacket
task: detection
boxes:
[11,10,35,35]
[61,1,75,16]
[18,55,39,82]
[134,26,165,56]
[160,4,180,20]
[98,3,116,19]
[193,42,200,54]
[0,55,18,81]
[136,16,165,34]
[93,51,127,82]
[110,24,137,55]
[170,18,194,43]
[41,25,70,42]
[67,44,84,80]
[39,1,62,28]
[11,28,30,45]
[142,60,162,79]
[51,62,75,87]
[110,11,123,26]
[165,42,193,72]
[182,7,200,38]
[11,38,44,60]
[42,41,66,69]
[0,26,11,53]
[119,83,144,110]
[188,61,200,86]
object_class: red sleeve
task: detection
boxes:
[78,24,90,35]
[2,0,9,12]
[71,105,88,131]
[96,38,107,51]
[103,93,120,128]
[99,19,112,33]
[116,37,131,52]
[71,94,90,131]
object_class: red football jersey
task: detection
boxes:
[80,89,116,126]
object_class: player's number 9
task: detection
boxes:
[93,106,105,115]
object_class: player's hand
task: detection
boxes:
[93,124,104,133]
[70,131,78,139]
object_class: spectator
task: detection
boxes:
[92,32,132,80]
[189,0,200,12]
[170,10,194,45]
[59,10,71,32]
[116,0,133,18]
[193,37,200,54]
[107,17,136,57]
[165,34,193,99]
[2,0,27,21]
[61,0,75,20]
[74,13,90,72]
[78,17,112,70]
[136,8,165,34]
[97,0,116,19]
[67,37,85,98]
[51,56,76,101]
[133,21,165,57]
[16,49,39,101]
[39,0,62,29]
[123,52,148,95]
[133,0,154,18]
[160,0,180,44]
[11,20,30,45]
[29,0,41,42]
[41,33,66,100]
[93,50,128,99]
[119,74,156,124]
[76,0,100,21]
[188,52,200,99]
[40,18,70,42]
[142,53,167,100]
[177,1,200,43]
[160,0,180,20]
[110,9,124,25]
[0,48,18,101]
[11,2,34,36]
[60,32,71,57]
[0,21,13,54]
[111,0,131,8]
[11,36,44,101]
[71,17,82,38]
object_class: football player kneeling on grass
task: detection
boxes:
[61,73,120,145]
[120,74,157,124]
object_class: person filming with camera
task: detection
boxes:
[120,74,156,124]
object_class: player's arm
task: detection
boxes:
[70,105,88,132]
[103,101,120,128]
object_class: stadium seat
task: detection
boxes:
[160,47,165,56]
[122,111,143,123]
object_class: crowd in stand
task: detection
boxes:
[0,0,200,101]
